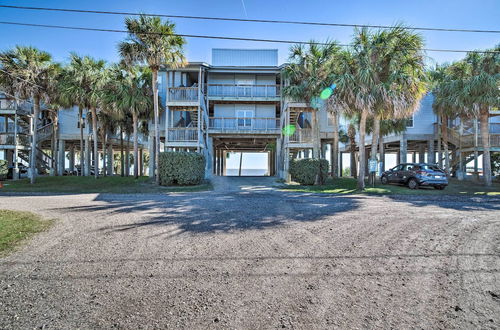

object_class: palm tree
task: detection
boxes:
[119,15,186,184]
[0,46,59,183]
[347,122,358,178]
[103,65,153,178]
[435,46,500,185]
[60,54,106,178]
[283,42,340,160]
[334,27,427,190]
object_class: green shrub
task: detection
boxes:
[0,160,7,180]
[289,158,329,185]
[159,152,205,186]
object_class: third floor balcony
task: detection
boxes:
[207,84,280,101]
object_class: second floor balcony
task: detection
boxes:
[209,117,280,133]
[208,84,280,100]
[167,87,199,103]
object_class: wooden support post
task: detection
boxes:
[427,139,435,163]
[419,144,425,163]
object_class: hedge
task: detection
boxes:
[289,158,329,185]
[0,160,7,180]
[159,152,205,186]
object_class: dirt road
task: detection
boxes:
[1,190,499,329]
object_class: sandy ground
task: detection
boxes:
[0,182,499,329]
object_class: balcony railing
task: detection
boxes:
[0,99,31,115]
[167,128,198,142]
[209,117,280,132]
[208,84,280,98]
[168,87,198,102]
[289,128,313,143]
[0,133,30,146]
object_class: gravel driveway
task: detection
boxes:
[0,188,499,329]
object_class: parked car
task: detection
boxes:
[380,163,448,190]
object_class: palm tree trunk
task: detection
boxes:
[437,116,443,168]
[152,69,160,184]
[479,108,492,186]
[330,111,339,178]
[90,107,99,179]
[378,135,385,176]
[442,115,449,175]
[369,116,380,184]
[125,133,130,177]
[120,128,124,177]
[102,131,107,177]
[350,145,357,178]
[133,112,139,179]
[357,109,368,190]
[311,110,320,158]
[79,108,84,176]
[30,94,40,184]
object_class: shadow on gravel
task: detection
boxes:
[386,195,500,212]
[51,191,361,235]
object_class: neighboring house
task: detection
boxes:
[0,93,147,178]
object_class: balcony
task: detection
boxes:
[209,117,280,133]
[0,99,31,115]
[0,133,30,147]
[167,127,198,142]
[207,84,280,100]
[289,128,313,143]
[167,87,199,103]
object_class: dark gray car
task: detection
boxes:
[381,163,448,190]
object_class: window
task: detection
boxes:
[327,112,336,126]
[406,115,414,128]
[405,116,414,128]
[236,110,253,129]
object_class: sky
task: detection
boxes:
[0,0,499,66]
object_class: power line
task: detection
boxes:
[0,21,498,54]
[1,4,499,34]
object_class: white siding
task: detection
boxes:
[213,104,276,118]
[406,93,436,135]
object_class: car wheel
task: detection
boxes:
[408,178,419,190]
[381,176,388,184]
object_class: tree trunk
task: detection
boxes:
[125,133,130,177]
[79,108,84,176]
[357,109,368,190]
[133,112,139,179]
[479,108,492,186]
[119,130,124,176]
[102,131,107,177]
[330,111,339,178]
[152,69,160,184]
[90,107,99,179]
[437,116,443,168]
[442,115,449,176]
[30,94,40,184]
[369,116,380,184]
[311,110,320,159]
[378,135,385,176]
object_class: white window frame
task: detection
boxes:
[236,110,254,129]
[406,115,414,128]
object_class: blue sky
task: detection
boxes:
[0,0,499,66]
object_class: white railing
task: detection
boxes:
[0,99,31,115]
[168,87,198,102]
[209,117,280,131]
[289,128,313,143]
[168,128,198,142]
[208,84,280,98]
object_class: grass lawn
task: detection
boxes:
[0,176,212,194]
[0,210,53,256]
[282,177,500,196]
